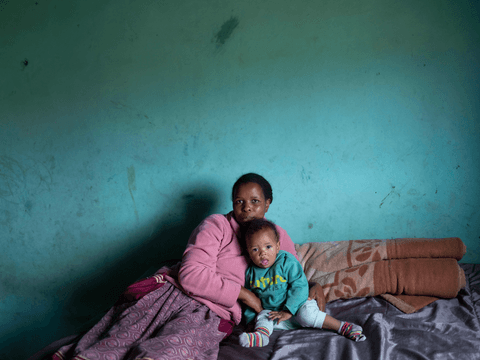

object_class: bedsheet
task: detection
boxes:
[218,263,480,360]
[28,264,480,360]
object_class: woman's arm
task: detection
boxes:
[238,286,263,313]
[177,215,241,308]
[308,282,326,312]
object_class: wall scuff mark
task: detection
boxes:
[0,155,52,206]
[379,185,400,208]
[127,165,139,222]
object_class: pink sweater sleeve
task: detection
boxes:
[177,215,241,309]
[277,225,299,261]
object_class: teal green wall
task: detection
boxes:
[1,0,479,358]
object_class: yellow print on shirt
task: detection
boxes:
[250,275,287,289]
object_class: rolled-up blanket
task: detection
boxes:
[375,258,465,297]
[295,237,466,313]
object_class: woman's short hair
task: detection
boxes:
[231,173,273,203]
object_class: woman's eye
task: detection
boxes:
[235,200,243,204]
[252,199,259,203]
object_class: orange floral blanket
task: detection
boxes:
[295,238,466,313]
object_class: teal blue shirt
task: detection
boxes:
[244,250,309,324]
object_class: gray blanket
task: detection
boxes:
[218,263,480,360]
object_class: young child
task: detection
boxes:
[239,218,366,347]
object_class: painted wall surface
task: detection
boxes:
[1,0,479,358]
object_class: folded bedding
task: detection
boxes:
[295,237,466,313]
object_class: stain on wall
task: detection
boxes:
[0,0,10,12]
[214,16,239,46]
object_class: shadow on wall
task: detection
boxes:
[56,185,221,337]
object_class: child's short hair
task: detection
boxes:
[244,218,279,243]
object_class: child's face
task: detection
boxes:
[246,227,280,269]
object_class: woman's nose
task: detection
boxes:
[243,202,251,211]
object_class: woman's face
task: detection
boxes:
[232,182,271,226]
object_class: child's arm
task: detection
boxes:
[178,215,242,308]
[280,253,310,317]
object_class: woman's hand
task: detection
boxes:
[238,286,263,313]
[268,310,292,324]
[308,282,326,312]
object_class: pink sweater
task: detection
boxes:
[162,212,298,324]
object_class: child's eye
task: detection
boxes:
[251,248,258,252]
[266,245,272,249]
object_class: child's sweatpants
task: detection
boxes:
[255,299,327,332]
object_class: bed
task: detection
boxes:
[219,262,480,360]
[29,238,480,360]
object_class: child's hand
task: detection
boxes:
[268,310,292,323]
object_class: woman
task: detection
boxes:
[53,173,325,360]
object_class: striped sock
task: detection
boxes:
[338,321,367,342]
[239,326,271,347]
